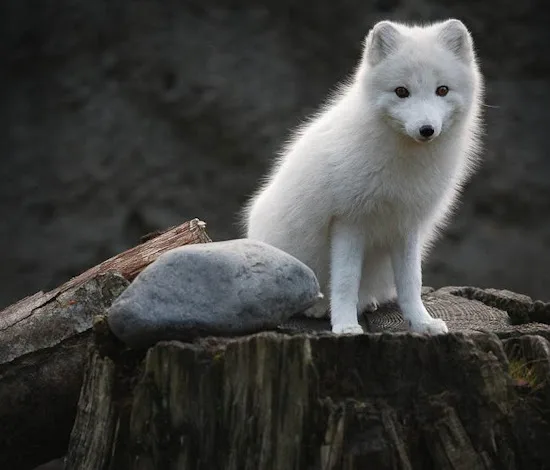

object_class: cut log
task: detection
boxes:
[0,218,211,470]
[66,324,550,470]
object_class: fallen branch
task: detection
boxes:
[1,218,211,332]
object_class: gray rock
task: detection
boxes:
[107,239,322,347]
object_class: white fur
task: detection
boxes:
[242,19,484,335]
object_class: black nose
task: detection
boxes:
[419,125,434,137]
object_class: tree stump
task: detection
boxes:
[66,302,550,470]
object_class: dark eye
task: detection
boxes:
[436,86,449,97]
[395,87,410,98]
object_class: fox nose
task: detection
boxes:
[419,125,435,138]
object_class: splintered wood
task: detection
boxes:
[0,218,211,331]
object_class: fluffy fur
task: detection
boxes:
[243,19,484,335]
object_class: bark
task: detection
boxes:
[66,321,550,470]
[0,218,211,470]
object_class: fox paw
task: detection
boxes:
[362,300,379,313]
[332,323,364,335]
[408,318,448,335]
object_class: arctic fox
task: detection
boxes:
[243,19,483,335]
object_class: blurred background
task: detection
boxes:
[0,0,548,309]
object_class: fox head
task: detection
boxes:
[359,19,482,143]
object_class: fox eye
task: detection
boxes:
[436,86,449,97]
[395,87,410,98]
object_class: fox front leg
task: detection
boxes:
[329,218,364,335]
[391,230,448,335]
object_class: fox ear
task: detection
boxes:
[438,19,474,63]
[364,21,401,66]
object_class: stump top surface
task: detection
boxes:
[279,286,550,337]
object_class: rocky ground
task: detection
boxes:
[0,0,548,308]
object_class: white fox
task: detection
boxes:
[243,19,484,335]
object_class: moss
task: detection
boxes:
[508,358,543,390]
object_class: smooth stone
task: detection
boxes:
[107,239,322,347]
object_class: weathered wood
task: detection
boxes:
[1,218,211,331]
[66,326,550,470]
[63,351,118,470]
[0,218,211,470]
